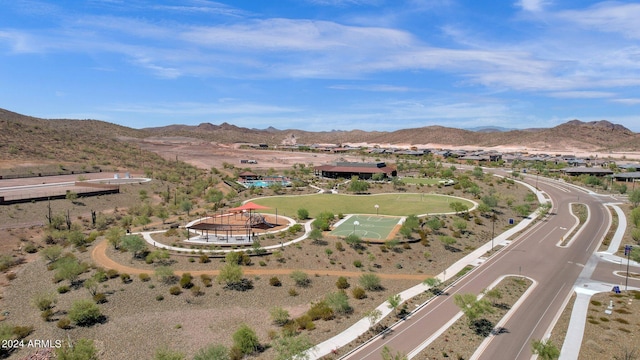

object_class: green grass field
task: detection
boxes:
[251,193,474,218]
[330,214,401,240]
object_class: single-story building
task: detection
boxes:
[561,167,613,176]
[314,162,397,179]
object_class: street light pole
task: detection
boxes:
[625,245,633,291]
[375,204,379,216]
[491,210,496,251]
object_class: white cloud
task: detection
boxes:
[549,91,614,99]
[611,98,640,105]
[557,2,640,39]
[517,0,550,12]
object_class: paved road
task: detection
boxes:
[344,175,626,360]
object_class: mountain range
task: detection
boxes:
[1,108,639,168]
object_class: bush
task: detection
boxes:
[335,242,345,252]
[106,269,119,279]
[232,324,260,355]
[270,307,290,326]
[13,325,34,339]
[57,317,71,329]
[41,309,54,321]
[32,292,57,311]
[56,338,98,360]
[353,260,363,268]
[23,243,38,254]
[156,295,164,301]
[169,286,182,295]
[290,271,310,287]
[288,288,298,297]
[120,273,131,283]
[325,291,352,315]
[307,301,334,321]
[68,299,103,326]
[269,276,282,287]
[200,274,212,287]
[199,254,210,263]
[297,208,310,220]
[57,285,70,294]
[352,287,367,299]
[93,293,107,304]
[139,273,151,282]
[336,276,350,289]
[359,274,383,291]
[180,273,193,289]
[191,285,203,296]
[295,315,315,330]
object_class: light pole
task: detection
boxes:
[491,210,496,251]
[353,220,360,235]
[625,245,633,291]
[374,204,379,216]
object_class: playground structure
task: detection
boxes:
[186,202,283,245]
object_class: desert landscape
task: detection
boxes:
[1,109,640,360]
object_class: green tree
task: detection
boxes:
[359,274,383,291]
[348,176,370,193]
[106,227,125,250]
[308,228,324,244]
[297,208,310,220]
[56,339,98,360]
[180,199,193,216]
[232,324,260,355]
[54,257,87,286]
[629,189,640,207]
[40,245,63,263]
[121,235,147,259]
[631,207,640,228]
[453,293,494,325]
[218,263,243,285]
[325,291,352,315]
[68,299,103,326]
[272,334,313,360]
[449,201,469,214]
[365,308,382,329]
[193,344,229,360]
[531,339,560,360]
[387,294,402,316]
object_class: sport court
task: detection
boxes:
[330,214,403,241]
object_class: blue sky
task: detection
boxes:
[1,0,640,132]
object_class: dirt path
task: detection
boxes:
[91,239,429,280]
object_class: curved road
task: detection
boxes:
[343,174,640,359]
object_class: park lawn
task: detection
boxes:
[401,177,443,185]
[251,193,474,218]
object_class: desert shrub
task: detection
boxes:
[169,286,182,295]
[353,260,363,268]
[359,274,383,291]
[106,269,119,279]
[288,288,298,297]
[325,291,352,315]
[41,309,54,322]
[270,307,290,326]
[224,279,253,292]
[56,338,98,360]
[352,287,367,299]
[179,273,193,289]
[290,271,311,287]
[199,254,210,263]
[269,276,282,287]
[57,285,70,294]
[32,292,57,311]
[156,295,164,301]
[120,273,131,283]
[259,261,267,266]
[93,293,107,304]
[154,347,185,360]
[139,273,151,282]
[57,317,71,329]
[295,315,315,330]
[12,325,34,339]
[94,270,108,283]
[200,274,212,287]
[23,243,38,254]
[191,286,203,296]
[155,266,176,284]
[68,299,103,326]
[335,242,345,252]
[193,345,229,360]
[336,276,350,289]
[232,324,260,355]
[307,301,334,321]
[288,223,303,234]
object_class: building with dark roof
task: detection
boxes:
[314,162,397,179]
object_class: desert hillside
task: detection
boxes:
[1,108,639,170]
